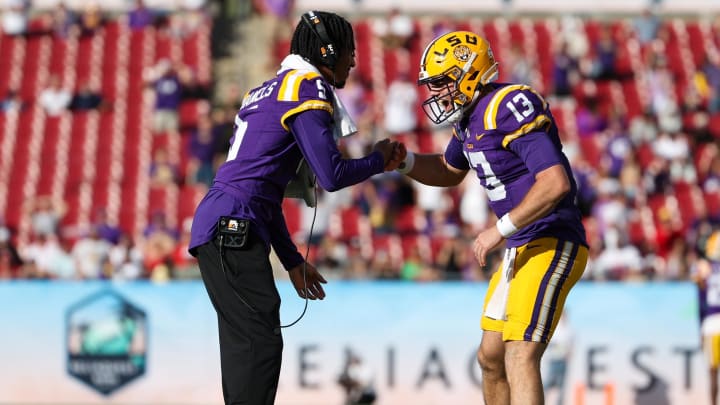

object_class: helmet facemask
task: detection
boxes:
[420,66,477,125]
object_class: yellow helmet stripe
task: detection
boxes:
[501,114,551,148]
[278,71,321,102]
[280,100,333,131]
[484,84,549,130]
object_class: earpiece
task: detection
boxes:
[301,11,337,68]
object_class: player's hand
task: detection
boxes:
[472,226,504,267]
[384,142,407,171]
[372,138,402,170]
[288,262,327,300]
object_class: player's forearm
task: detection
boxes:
[406,154,465,187]
[505,165,570,230]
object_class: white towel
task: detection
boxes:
[279,54,357,207]
[484,247,517,321]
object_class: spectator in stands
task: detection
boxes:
[507,43,533,86]
[51,2,79,39]
[645,52,682,133]
[71,225,112,279]
[186,113,218,187]
[629,109,659,145]
[604,113,633,178]
[590,224,645,280]
[572,157,600,217]
[550,42,580,98]
[633,8,661,47]
[383,71,418,137]
[372,7,414,50]
[0,224,22,279]
[79,2,104,36]
[0,88,24,113]
[652,131,693,182]
[127,0,156,31]
[705,154,720,193]
[559,14,589,61]
[20,233,74,279]
[210,107,234,170]
[70,81,106,111]
[592,24,618,81]
[91,207,122,245]
[431,16,455,39]
[145,59,185,136]
[26,195,66,237]
[142,211,178,277]
[149,147,180,186]
[701,55,720,113]
[107,233,143,280]
[170,217,199,279]
[168,0,208,39]
[39,74,72,117]
[1,0,28,36]
[251,0,296,65]
[575,93,607,139]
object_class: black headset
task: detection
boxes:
[301,11,338,68]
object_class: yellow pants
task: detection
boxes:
[481,237,588,343]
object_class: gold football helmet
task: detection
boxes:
[418,31,498,124]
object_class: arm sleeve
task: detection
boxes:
[268,203,305,271]
[287,109,385,192]
[508,131,565,176]
[444,133,470,171]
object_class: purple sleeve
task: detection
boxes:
[288,109,385,192]
[444,134,470,171]
[268,204,305,271]
[508,131,564,175]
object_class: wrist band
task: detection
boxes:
[396,151,415,174]
[496,213,518,238]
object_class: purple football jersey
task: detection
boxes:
[189,66,384,269]
[700,261,720,319]
[444,83,587,248]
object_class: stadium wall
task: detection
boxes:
[0,281,704,405]
[295,0,720,14]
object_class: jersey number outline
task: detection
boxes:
[465,150,507,201]
[226,116,248,161]
[506,93,534,123]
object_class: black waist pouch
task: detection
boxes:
[217,216,250,249]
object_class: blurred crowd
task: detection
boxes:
[2,2,720,284]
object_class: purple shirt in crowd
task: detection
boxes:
[154,74,182,110]
[189,62,385,269]
[128,7,154,30]
[443,83,587,248]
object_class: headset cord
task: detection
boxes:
[280,180,318,329]
[218,182,318,329]
[219,236,258,314]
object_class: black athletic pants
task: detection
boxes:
[195,230,283,405]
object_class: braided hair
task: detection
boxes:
[290,11,355,69]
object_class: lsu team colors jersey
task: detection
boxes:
[443,83,587,248]
[189,61,384,268]
[699,261,720,321]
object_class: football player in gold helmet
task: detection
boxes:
[397,31,588,405]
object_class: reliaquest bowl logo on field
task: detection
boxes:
[65,290,148,396]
